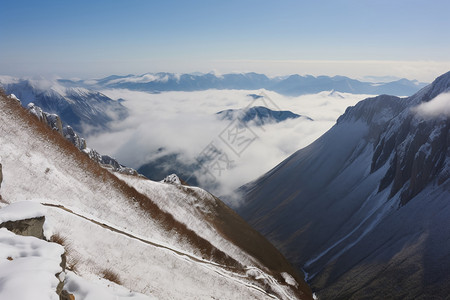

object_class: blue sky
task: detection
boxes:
[1,0,450,81]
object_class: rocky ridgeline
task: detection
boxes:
[10,94,138,176]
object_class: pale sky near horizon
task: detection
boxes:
[1,0,450,82]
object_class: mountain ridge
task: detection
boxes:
[58,72,427,96]
[236,71,450,299]
[0,89,312,299]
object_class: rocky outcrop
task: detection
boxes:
[63,125,87,150]
[0,204,75,300]
[20,99,139,177]
[162,173,181,185]
[27,102,47,122]
[100,154,138,175]
[0,216,45,239]
[45,112,64,134]
[27,102,64,135]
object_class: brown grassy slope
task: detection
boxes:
[210,196,313,298]
[177,178,313,298]
[0,90,238,267]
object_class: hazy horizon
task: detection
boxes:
[1,0,450,82]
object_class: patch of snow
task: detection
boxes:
[0,228,64,300]
[65,272,154,300]
[0,201,46,223]
[281,272,298,287]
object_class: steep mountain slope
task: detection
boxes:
[0,77,127,134]
[237,72,450,299]
[0,91,312,299]
[66,72,426,96]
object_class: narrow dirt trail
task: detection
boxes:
[41,202,281,300]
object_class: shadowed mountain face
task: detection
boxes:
[65,72,427,97]
[237,71,450,299]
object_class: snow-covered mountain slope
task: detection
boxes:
[0,77,127,134]
[67,72,426,96]
[237,71,450,299]
[0,91,312,299]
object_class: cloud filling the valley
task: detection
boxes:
[86,89,371,200]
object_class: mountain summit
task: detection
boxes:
[237,71,450,299]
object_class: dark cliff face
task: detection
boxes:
[375,114,449,205]
[237,71,450,299]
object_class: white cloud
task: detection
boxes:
[86,89,371,198]
[414,92,450,117]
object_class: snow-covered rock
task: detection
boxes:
[0,201,46,223]
[161,173,181,185]
[64,125,86,150]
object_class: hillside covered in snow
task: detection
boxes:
[0,90,312,299]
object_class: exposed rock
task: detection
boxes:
[0,204,74,299]
[162,173,181,185]
[25,102,139,177]
[82,147,102,163]
[0,216,45,239]
[60,290,76,300]
[64,125,86,150]
[0,162,2,189]
[27,102,47,123]
[45,112,64,134]
[100,154,139,176]
[7,93,21,104]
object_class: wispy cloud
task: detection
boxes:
[413,92,450,117]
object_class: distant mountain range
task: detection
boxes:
[236,71,450,299]
[62,72,427,96]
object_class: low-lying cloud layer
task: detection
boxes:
[86,89,371,200]
[414,92,450,117]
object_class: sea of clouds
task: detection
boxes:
[86,88,372,201]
